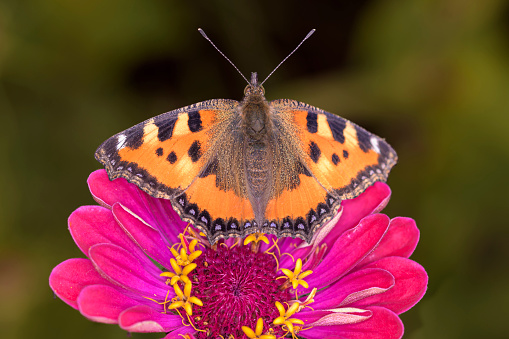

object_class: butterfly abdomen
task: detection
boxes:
[245,139,273,228]
[245,141,272,198]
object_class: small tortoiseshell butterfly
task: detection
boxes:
[95,29,397,244]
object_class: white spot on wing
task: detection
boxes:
[370,136,380,154]
[117,134,127,150]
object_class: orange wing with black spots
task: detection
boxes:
[95,99,253,238]
[95,100,235,198]
[272,99,397,201]
[255,99,397,242]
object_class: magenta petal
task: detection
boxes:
[322,182,391,249]
[69,206,161,277]
[133,194,188,245]
[275,235,303,253]
[87,169,141,209]
[87,169,186,243]
[279,246,313,270]
[297,310,333,324]
[163,326,197,338]
[77,285,138,324]
[356,257,428,314]
[112,203,174,269]
[308,309,372,327]
[358,217,420,267]
[301,306,403,339]
[305,214,390,290]
[312,268,394,310]
[89,243,171,298]
[49,258,113,309]
[119,305,183,332]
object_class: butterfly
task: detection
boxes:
[95,29,397,244]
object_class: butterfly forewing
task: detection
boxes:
[273,99,397,201]
[95,100,236,199]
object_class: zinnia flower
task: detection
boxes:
[50,169,427,339]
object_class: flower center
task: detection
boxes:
[189,244,290,339]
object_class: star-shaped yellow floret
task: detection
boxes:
[273,301,305,334]
[160,258,196,285]
[171,238,202,267]
[241,318,276,339]
[168,281,203,316]
[280,258,313,289]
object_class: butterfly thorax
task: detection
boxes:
[242,73,269,139]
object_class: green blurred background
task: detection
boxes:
[1,0,508,338]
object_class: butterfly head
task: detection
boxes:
[244,72,266,99]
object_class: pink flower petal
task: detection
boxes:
[49,258,113,309]
[279,246,313,270]
[309,309,372,326]
[311,268,394,310]
[87,170,187,244]
[77,285,139,324]
[355,257,428,314]
[133,193,187,245]
[88,243,171,298]
[163,326,197,338]
[322,182,391,250]
[300,306,403,339]
[112,203,174,269]
[119,305,183,332]
[305,214,390,290]
[68,205,161,277]
[271,234,303,253]
[297,310,333,324]
[358,217,420,267]
[87,169,142,209]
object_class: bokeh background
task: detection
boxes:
[1,0,508,338]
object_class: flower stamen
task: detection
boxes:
[291,288,317,313]
[230,238,240,249]
[185,312,207,333]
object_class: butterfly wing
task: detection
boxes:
[262,99,397,241]
[285,100,397,198]
[95,100,231,198]
[95,99,256,242]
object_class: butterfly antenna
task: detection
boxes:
[198,28,250,86]
[260,29,316,86]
